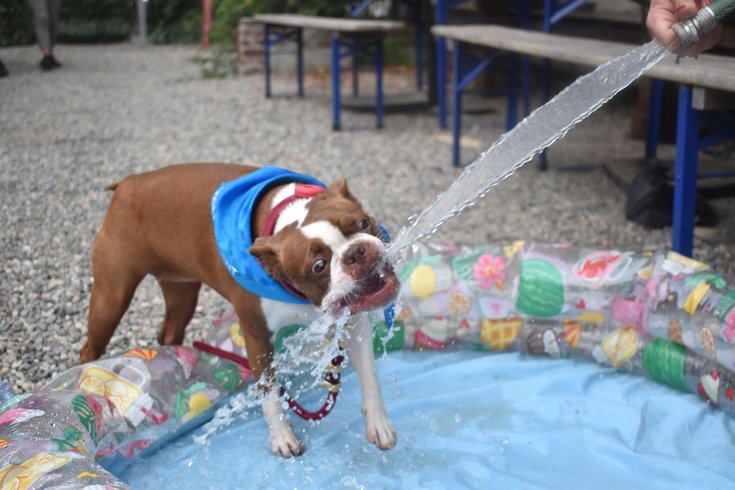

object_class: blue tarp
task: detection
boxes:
[119,350,735,489]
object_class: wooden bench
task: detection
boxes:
[253,14,406,130]
[433,0,645,132]
[431,24,735,257]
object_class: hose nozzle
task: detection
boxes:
[671,6,718,48]
[671,0,735,48]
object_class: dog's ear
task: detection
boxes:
[326,178,355,201]
[249,237,283,278]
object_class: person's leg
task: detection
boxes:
[26,0,52,54]
[47,0,61,51]
[26,0,61,69]
[46,0,62,67]
[0,59,7,77]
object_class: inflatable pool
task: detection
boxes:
[3,242,735,488]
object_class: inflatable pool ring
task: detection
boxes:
[4,242,735,488]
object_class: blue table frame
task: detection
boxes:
[348,0,426,93]
[647,84,735,256]
[331,33,386,130]
[262,23,388,130]
[264,24,304,98]
[450,40,519,167]
[435,0,586,132]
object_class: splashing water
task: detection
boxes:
[195,309,351,444]
[197,40,670,444]
[387,41,670,257]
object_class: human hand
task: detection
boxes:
[647,0,723,55]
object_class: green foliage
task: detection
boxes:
[282,0,345,16]
[58,19,131,43]
[209,0,278,47]
[197,46,238,78]
[60,0,128,20]
[59,0,130,43]
[149,0,202,43]
[0,0,348,47]
[207,0,345,48]
[1,0,130,45]
[209,0,252,45]
[383,32,415,66]
[0,0,34,46]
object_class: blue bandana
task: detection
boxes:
[211,166,326,304]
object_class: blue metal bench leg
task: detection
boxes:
[437,36,448,129]
[331,34,342,131]
[672,85,698,257]
[522,55,531,117]
[352,40,360,97]
[537,58,552,171]
[645,79,664,159]
[297,27,304,97]
[452,41,463,167]
[375,37,384,129]
[507,55,519,131]
[415,0,424,91]
[519,0,532,117]
[264,24,272,98]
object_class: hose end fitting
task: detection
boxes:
[671,6,718,48]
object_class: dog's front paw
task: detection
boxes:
[365,408,397,450]
[269,426,304,458]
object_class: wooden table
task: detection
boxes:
[253,14,405,130]
[432,24,735,257]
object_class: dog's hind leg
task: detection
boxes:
[81,255,145,364]
[157,280,201,345]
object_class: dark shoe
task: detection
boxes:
[40,55,61,71]
[0,60,7,78]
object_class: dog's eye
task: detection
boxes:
[311,259,326,274]
[358,219,370,230]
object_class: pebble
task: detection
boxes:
[0,42,733,393]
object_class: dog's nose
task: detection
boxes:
[343,243,366,265]
[341,241,378,278]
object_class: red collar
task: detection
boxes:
[259,184,326,301]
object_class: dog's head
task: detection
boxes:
[249,179,399,314]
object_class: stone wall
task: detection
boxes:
[236,17,332,76]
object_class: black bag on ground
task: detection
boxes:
[625,165,717,229]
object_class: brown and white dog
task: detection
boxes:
[80,163,399,457]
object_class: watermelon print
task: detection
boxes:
[214,364,243,392]
[451,250,485,281]
[516,259,565,317]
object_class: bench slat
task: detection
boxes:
[432,25,735,93]
[254,14,405,33]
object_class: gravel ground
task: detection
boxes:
[1,42,733,394]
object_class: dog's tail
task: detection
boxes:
[105,180,122,191]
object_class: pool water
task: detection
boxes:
[119,350,735,489]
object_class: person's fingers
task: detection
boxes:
[648,0,722,55]
[672,0,698,20]
[675,0,723,55]
[647,0,680,47]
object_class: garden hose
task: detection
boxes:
[671,0,735,48]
